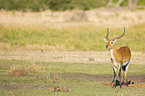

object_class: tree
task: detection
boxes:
[116,0,123,8]
[128,0,139,10]
[107,0,123,7]
[107,0,114,7]
[107,0,139,10]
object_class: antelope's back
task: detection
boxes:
[119,46,131,62]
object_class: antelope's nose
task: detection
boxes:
[106,45,108,48]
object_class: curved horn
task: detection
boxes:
[111,27,125,40]
[105,27,109,40]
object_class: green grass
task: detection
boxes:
[0,0,108,11]
[0,23,145,51]
[1,83,145,96]
[0,59,145,96]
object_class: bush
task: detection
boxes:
[0,0,49,11]
[0,0,108,11]
[48,0,108,11]
[0,0,145,11]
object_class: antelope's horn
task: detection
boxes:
[105,27,109,40]
[111,27,125,40]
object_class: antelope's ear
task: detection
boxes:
[113,39,117,44]
[104,38,108,43]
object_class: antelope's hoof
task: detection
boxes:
[113,85,116,88]
[121,81,124,86]
[113,83,116,88]
[125,82,128,86]
[120,85,122,88]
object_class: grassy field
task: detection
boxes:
[0,9,145,96]
[0,59,145,96]
[0,24,145,51]
[0,9,145,51]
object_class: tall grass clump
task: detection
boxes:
[8,60,64,84]
[10,61,43,74]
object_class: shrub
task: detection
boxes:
[0,0,108,11]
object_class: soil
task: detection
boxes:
[0,51,145,64]
[63,73,145,82]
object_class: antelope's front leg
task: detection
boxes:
[118,64,122,88]
[113,66,117,88]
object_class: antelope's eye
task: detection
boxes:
[110,41,113,44]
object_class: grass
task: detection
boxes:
[1,84,145,96]
[0,59,145,96]
[0,9,145,95]
[1,9,145,51]
[0,23,145,51]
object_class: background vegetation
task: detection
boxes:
[0,0,145,11]
[0,24,145,51]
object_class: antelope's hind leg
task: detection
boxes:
[125,65,129,86]
[122,64,129,86]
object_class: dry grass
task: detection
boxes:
[0,8,145,28]
[8,60,64,83]
[0,9,145,51]
[9,61,44,73]
[9,69,28,76]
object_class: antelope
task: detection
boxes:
[104,27,131,88]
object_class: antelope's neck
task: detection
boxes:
[109,46,118,67]
[112,46,118,57]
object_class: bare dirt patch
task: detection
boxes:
[0,51,145,64]
[63,73,145,82]
[0,83,50,89]
[102,81,145,88]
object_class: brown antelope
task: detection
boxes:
[104,27,131,88]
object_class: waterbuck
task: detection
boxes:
[104,27,131,88]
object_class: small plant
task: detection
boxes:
[9,61,64,83]
[9,61,44,74]
[9,69,28,76]
[49,86,69,92]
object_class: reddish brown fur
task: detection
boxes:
[106,39,131,88]
[107,40,131,64]
[104,27,131,88]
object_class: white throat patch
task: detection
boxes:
[110,49,118,68]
